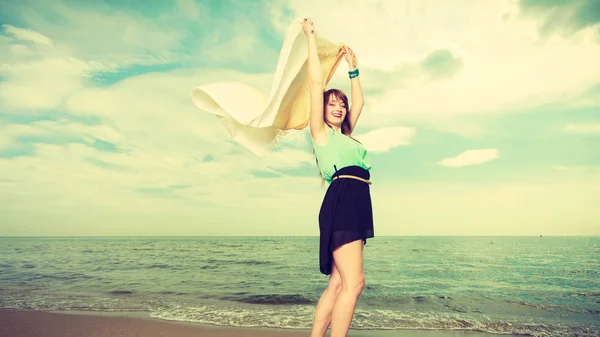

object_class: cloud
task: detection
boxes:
[552,165,600,173]
[8,44,34,56]
[438,149,499,167]
[176,0,201,20]
[198,24,271,67]
[420,48,465,80]
[279,0,600,126]
[1,1,189,75]
[0,120,124,153]
[355,126,416,153]
[277,0,508,69]
[2,24,54,46]
[0,8,194,112]
[269,2,297,35]
[421,115,492,139]
[0,128,12,151]
[0,0,287,115]
[261,148,315,170]
[349,47,464,96]
[0,57,87,113]
[371,176,600,236]
[518,0,600,38]
[0,133,325,234]
[564,123,600,135]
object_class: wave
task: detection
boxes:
[148,304,600,336]
[198,265,218,270]
[204,259,274,266]
[506,298,600,315]
[568,269,599,275]
[360,293,454,306]
[2,296,597,336]
[147,264,171,269]
[108,290,135,295]
[221,293,314,305]
[154,291,187,295]
[24,273,93,281]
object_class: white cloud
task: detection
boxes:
[0,120,125,149]
[355,126,415,153]
[8,44,34,56]
[3,24,54,46]
[269,3,297,35]
[438,149,499,167]
[1,3,187,77]
[48,5,184,60]
[261,148,314,169]
[176,0,201,19]
[551,165,600,173]
[422,116,491,139]
[0,57,86,112]
[0,132,12,151]
[564,123,600,135]
[0,134,326,236]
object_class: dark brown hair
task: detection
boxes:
[323,88,352,135]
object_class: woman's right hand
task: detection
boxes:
[302,18,314,36]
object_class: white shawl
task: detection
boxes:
[191,22,347,157]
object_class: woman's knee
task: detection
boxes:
[327,270,342,294]
[343,275,365,295]
[327,277,342,293]
[356,276,366,293]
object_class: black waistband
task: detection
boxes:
[332,165,370,180]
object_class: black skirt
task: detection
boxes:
[318,165,374,275]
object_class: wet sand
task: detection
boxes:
[0,309,515,337]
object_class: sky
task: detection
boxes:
[0,0,598,236]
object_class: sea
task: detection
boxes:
[0,236,598,336]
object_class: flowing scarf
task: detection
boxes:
[191,21,348,157]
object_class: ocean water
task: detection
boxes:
[0,236,598,336]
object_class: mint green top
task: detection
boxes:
[310,126,372,183]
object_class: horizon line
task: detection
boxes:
[1,234,598,238]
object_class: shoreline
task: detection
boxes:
[0,309,513,336]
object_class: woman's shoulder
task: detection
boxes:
[310,126,331,147]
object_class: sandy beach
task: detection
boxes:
[0,309,512,337]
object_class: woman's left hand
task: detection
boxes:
[343,45,357,69]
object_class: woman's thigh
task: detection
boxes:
[332,239,364,285]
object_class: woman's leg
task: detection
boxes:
[310,262,342,337]
[330,239,365,337]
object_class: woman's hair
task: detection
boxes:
[313,88,352,186]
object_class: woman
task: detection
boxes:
[302,18,374,337]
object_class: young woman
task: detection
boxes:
[302,18,374,337]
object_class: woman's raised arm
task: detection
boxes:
[303,18,326,142]
[343,46,364,134]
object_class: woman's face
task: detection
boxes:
[324,94,347,126]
